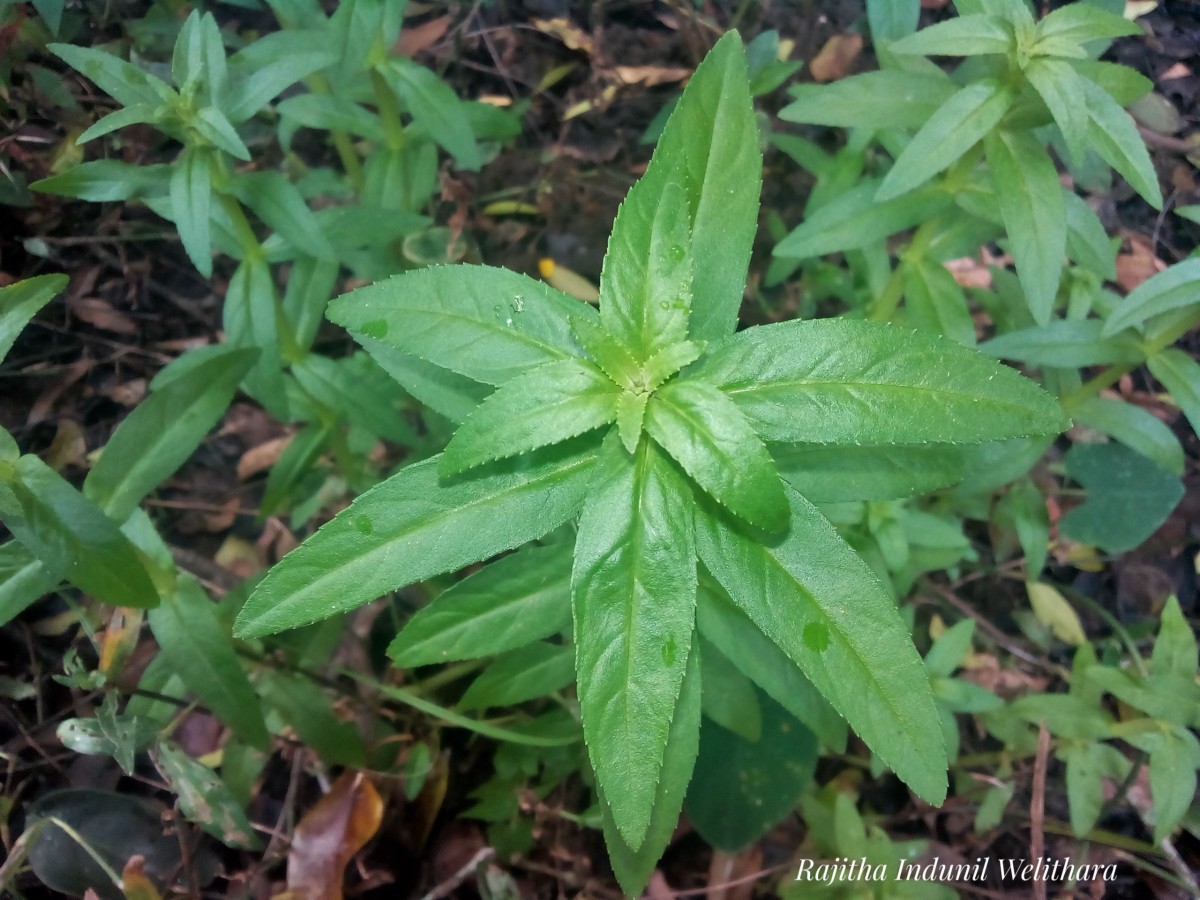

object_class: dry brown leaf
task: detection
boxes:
[28,356,90,425]
[960,652,1050,698]
[282,772,383,900]
[103,377,147,407]
[203,496,241,532]
[98,607,145,680]
[613,65,692,87]
[810,33,863,83]
[1161,62,1192,80]
[944,256,993,289]
[214,535,262,579]
[68,296,138,335]
[44,418,86,471]
[395,15,449,57]
[532,17,593,54]
[1115,231,1166,294]
[121,855,163,900]
[238,434,293,480]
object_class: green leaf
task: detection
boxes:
[1149,348,1200,450]
[616,391,648,454]
[599,178,693,362]
[291,352,416,444]
[924,619,976,679]
[775,178,952,259]
[690,319,1068,444]
[277,94,383,141]
[1025,59,1089,167]
[1102,259,1200,336]
[1034,3,1140,47]
[148,577,269,750]
[651,32,760,342]
[32,161,172,203]
[1151,596,1198,682]
[230,171,333,260]
[223,259,286,417]
[390,541,572,666]
[695,487,947,804]
[459,642,575,710]
[384,59,482,171]
[193,106,250,160]
[257,670,365,767]
[83,347,257,522]
[235,441,598,638]
[0,456,159,609]
[889,14,1013,56]
[1074,60,1152,108]
[0,542,60,626]
[357,338,491,425]
[984,130,1066,324]
[1008,692,1111,740]
[686,688,818,852]
[599,638,700,897]
[1081,76,1163,209]
[440,359,618,476]
[980,320,1143,367]
[573,437,697,848]
[77,104,160,145]
[697,637,761,742]
[1064,741,1130,837]
[772,443,965,502]
[0,274,68,364]
[154,741,261,850]
[282,256,339,354]
[261,423,329,518]
[327,265,591,387]
[1071,396,1184,476]
[645,379,787,532]
[169,147,214,277]
[902,257,976,345]
[570,314,640,388]
[1148,726,1200,842]
[1060,442,1183,554]
[49,43,176,109]
[171,12,227,100]
[877,80,1012,201]
[224,30,340,123]
[780,71,956,130]
[1064,192,1117,280]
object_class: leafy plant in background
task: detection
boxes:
[233,33,1068,893]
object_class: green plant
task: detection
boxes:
[233,33,1067,893]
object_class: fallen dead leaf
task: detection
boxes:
[68,296,138,335]
[203,496,241,532]
[1115,231,1166,293]
[102,377,147,407]
[238,434,293,481]
[121,855,163,900]
[214,535,262,579]
[960,652,1050,698]
[614,65,692,87]
[395,15,449,57]
[810,33,863,83]
[532,17,593,54]
[281,772,383,900]
[1161,62,1191,80]
[44,418,86,471]
[944,256,993,289]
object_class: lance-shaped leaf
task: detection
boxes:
[651,32,760,342]
[0,541,60,626]
[154,741,261,850]
[980,320,1142,367]
[771,443,965,503]
[645,379,787,532]
[599,636,701,897]
[440,359,618,476]
[49,43,176,109]
[170,147,214,277]
[84,347,258,522]
[1102,258,1200,336]
[695,487,947,805]
[32,161,172,203]
[877,80,1012,201]
[573,437,697,849]
[148,577,269,751]
[599,177,693,362]
[688,319,1068,445]
[0,456,159,608]
[781,71,956,131]
[390,541,573,666]
[984,130,1065,325]
[327,265,592,386]
[1026,59,1089,167]
[384,59,482,172]
[1148,348,1200,437]
[235,442,598,638]
[1081,76,1163,209]
[888,13,1013,57]
[0,274,68,364]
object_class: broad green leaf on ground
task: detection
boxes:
[0,456,159,608]
[390,541,572,666]
[1102,258,1200,336]
[877,80,1012,201]
[1081,76,1163,209]
[235,442,597,638]
[774,178,952,259]
[148,577,269,750]
[84,347,258,522]
[685,687,818,852]
[646,379,787,531]
[771,443,965,502]
[0,274,68,364]
[600,636,700,897]
[689,319,1068,444]
[154,742,261,850]
[1142,726,1200,842]
[1148,348,1200,437]
[598,178,693,362]
[984,130,1065,324]
[1064,741,1131,838]
[695,487,947,804]
[696,579,846,752]
[902,256,976,346]
[1152,596,1198,682]
[650,32,760,342]
[33,161,172,203]
[459,642,575,710]
[573,437,697,849]
[328,265,592,386]
[1060,442,1183,554]
[440,359,618,476]
[980,320,1142,367]
[0,541,59,626]
[780,71,956,130]
[355,338,491,425]
[49,43,176,109]
[169,147,214,277]
[1071,396,1184,476]
[889,14,1012,57]
[384,59,482,171]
